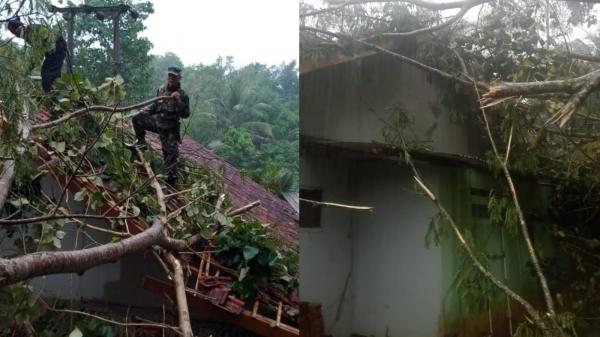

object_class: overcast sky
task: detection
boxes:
[138,0,299,67]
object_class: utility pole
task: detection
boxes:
[49,4,139,76]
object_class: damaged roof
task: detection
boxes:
[149,135,299,249]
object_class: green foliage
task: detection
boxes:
[0,284,118,337]
[71,0,154,104]
[218,127,258,169]
[0,1,298,333]
[488,194,520,236]
[0,284,42,332]
[215,218,298,299]
[251,163,295,195]
[170,57,299,192]
[453,228,500,314]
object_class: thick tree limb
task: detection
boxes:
[482,69,600,102]
[569,52,600,63]
[0,219,163,287]
[31,96,172,130]
[550,71,600,127]
[159,235,203,252]
[164,252,193,337]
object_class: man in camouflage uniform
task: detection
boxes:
[128,66,190,186]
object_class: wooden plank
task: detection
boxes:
[143,276,299,337]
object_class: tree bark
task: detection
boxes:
[165,252,193,337]
[0,219,163,287]
[31,96,173,130]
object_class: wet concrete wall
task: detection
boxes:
[300,53,475,156]
[299,152,355,337]
[28,176,167,308]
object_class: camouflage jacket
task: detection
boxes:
[148,85,190,122]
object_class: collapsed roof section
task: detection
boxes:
[31,131,299,337]
[172,135,299,250]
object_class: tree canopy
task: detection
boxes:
[0,1,299,335]
[301,1,600,336]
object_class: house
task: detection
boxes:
[299,51,556,337]
[15,133,299,336]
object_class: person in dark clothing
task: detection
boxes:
[127,66,190,186]
[7,17,67,93]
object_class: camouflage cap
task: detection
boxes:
[167,66,182,77]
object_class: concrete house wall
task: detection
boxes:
[300,53,482,337]
[300,154,355,337]
[300,53,476,156]
[27,176,167,308]
[350,161,442,337]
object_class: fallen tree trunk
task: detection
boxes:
[0,219,163,287]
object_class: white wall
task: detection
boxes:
[29,176,167,307]
[350,161,442,337]
[299,54,475,337]
[300,54,472,156]
[300,154,355,337]
[301,151,445,337]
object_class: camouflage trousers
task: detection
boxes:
[132,114,180,183]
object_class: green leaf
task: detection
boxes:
[50,141,66,153]
[69,327,83,337]
[52,237,62,249]
[73,190,86,202]
[9,198,29,207]
[239,266,249,281]
[243,246,260,261]
[199,227,213,240]
[215,212,231,227]
[55,230,66,239]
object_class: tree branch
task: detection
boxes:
[227,200,261,216]
[44,304,183,336]
[301,26,488,89]
[300,198,374,211]
[468,64,559,323]
[548,70,600,127]
[569,52,600,63]
[50,103,120,216]
[31,96,172,130]
[482,70,600,102]
[164,252,193,337]
[363,0,490,38]
[0,219,163,287]
[0,213,135,225]
[301,0,487,18]
[136,148,193,337]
